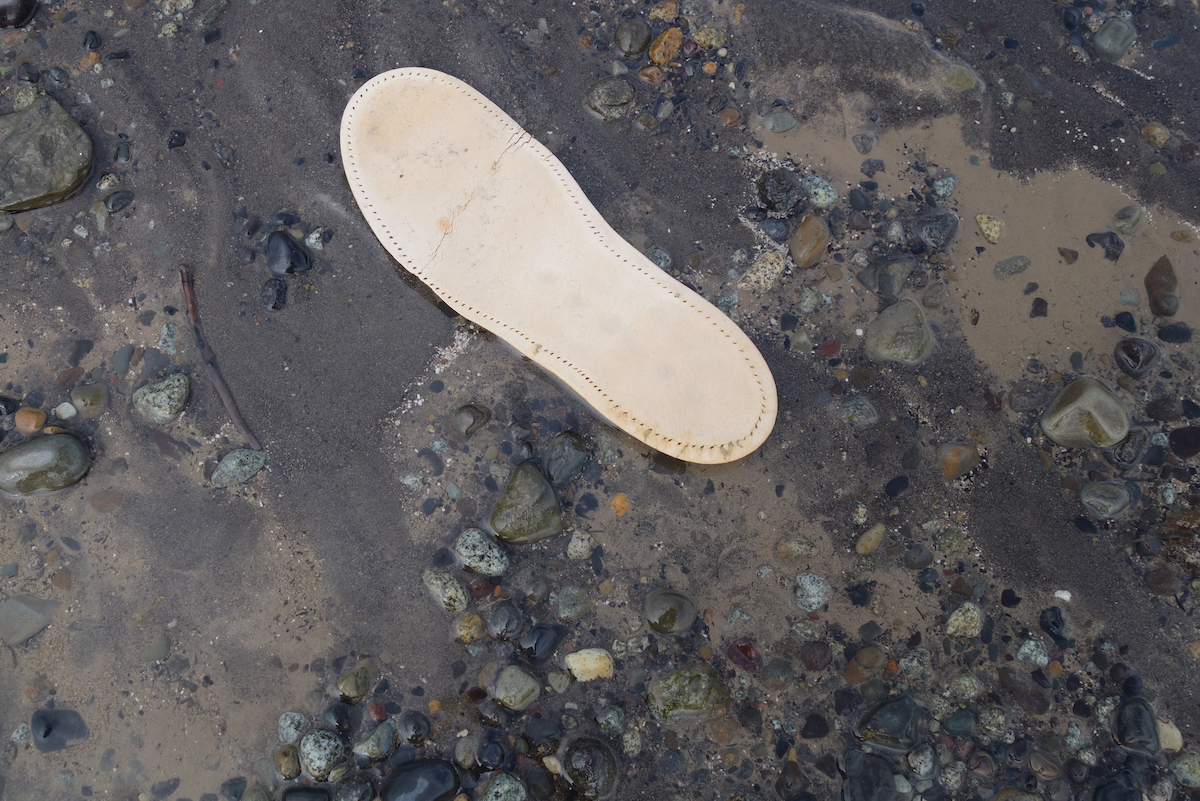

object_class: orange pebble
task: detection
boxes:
[14,407,47,435]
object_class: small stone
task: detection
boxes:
[556,585,590,622]
[937,443,980,478]
[276,746,301,779]
[646,662,729,722]
[278,712,309,744]
[795,573,831,612]
[299,729,343,781]
[1145,255,1180,316]
[454,528,509,576]
[946,602,983,638]
[210,449,267,488]
[0,433,91,495]
[1087,231,1125,261]
[1112,205,1144,235]
[757,168,804,212]
[422,568,468,614]
[13,407,46,434]
[544,431,587,487]
[800,175,838,210]
[352,720,396,761]
[54,402,77,420]
[856,695,919,752]
[566,531,596,561]
[776,535,816,561]
[380,761,460,801]
[1143,122,1170,147]
[788,214,830,270]
[266,231,312,276]
[479,772,527,801]
[1059,247,1079,264]
[140,633,171,661]
[1114,337,1160,378]
[0,595,60,644]
[0,94,93,211]
[1171,753,1200,787]
[644,588,698,634]
[494,665,540,711]
[69,384,108,418]
[1079,481,1133,520]
[133,374,190,424]
[1158,718,1184,752]
[29,709,88,753]
[737,250,787,293]
[583,77,634,121]
[1093,17,1136,63]
[1016,637,1049,666]
[648,27,683,65]
[763,111,797,133]
[843,751,897,801]
[932,175,959,198]
[856,523,885,555]
[994,255,1032,280]
[565,649,614,682]
[719,106,743,127]
[563,739,619,798]
[614,17,652,56]
[490,461,562,544]
[691,26,725,49]
[865,299,935,365]
[1040,378,1129,449]
[976,214,1003,243]
[337,658,378,703]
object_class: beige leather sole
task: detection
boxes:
[341,68,776,464]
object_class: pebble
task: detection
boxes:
[855,523,885,555]
[839,396,879,427]
[1143,122,1170,147]
[795,573,831,612]
[565,648,614,681]
[140,633,170,661]
[842,750,897,801]
[757,168,804,213]
[1058,247,1079,264]
[0,595,60,644]
[493,665,540,711]
[1040,378,1129,449]
[645,662,729,721]
[335,775,374,801]
[298,729,343,781]
[1158,718,1184,752]
[937,443,980,478]
[1168,427,1200,458]
[1145,256,1179,316]
[337,658,378,703]
[0,0,37,28]
[543,431,587,487]
[454,528,509,576]
[70,384,108,418]
[133,373,190,424]
[211,449,267,488]
[644,588,698,634]
[737,250,787,293]
[857,695,919,752]
[760,217,788,242]
[1171,753,1200,787]
[976,214,1004,243]
[583,77,634,121]
[0,433,91,496]
[0,93,92,211]
[555,585,590,621]
[915,210,959,253]
[278,712,309,744]
[1079,481,1133,519]
[789,214,829,270]
[1016,637,1049,666]
[691,26,725,49]
[260,277,287,312]
[479,772,527,801]
[13,406,46,434]
[563,738,619,798]
[776,535,817,561]
[1093,17,1136,62]
[614,17,651,56]
[1086,231,1124,262]
[1157,322,1192,343]
[30,709,88,753]
[422,568,468,614]
[380,760,460,801]
[763,111,797,133]
[1112,204,1144,235]
[648,27,683,65]
[489,461,562,544]
[1114,337,1160,378]
[865,299,935,365]
[932,175,959,198]
[800,175,839,210]
[994,255,1031,280]
[266,230,312,276]
[352,720,396,761]
[276,746,301,778]
[1115,697,1160,755]
[566,531,595,560]
[946,602,983,638]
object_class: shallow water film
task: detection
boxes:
[0,0,1199,800]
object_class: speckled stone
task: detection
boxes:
[422,568,468,614]
[795,573,831,612]
[946,602,983,638]
[299,729,343,781]
[646,662,729,722]
[210,449,267,488]
[454,528,509,576]
[132,373,190,424]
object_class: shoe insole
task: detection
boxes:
[341,68,776,464]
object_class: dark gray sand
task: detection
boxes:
[0,0,1198,799]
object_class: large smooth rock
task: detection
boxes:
[1040,378,1129,449]
[30,708,88,752]
[789,214,830,269]
[0,595,60,644]
[0,433,90,496]
[489,461,562,544]
[866,300,934,365]
[1145,256,1179,316]
[380,760,460,801]
[0,92,93,211]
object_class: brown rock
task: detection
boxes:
[648,28,683,65]
[1142,122,1170,147]
[998,666,1050,715]
[938,443,981,479]
[845,645,886,683]
[1145,255,1179,316]
[788,214,830,270]
[14,407,46,435]
[719,106,743,127]
[799,641,832,671]
[637,65,665,86]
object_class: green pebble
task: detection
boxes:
[211,449,267,488]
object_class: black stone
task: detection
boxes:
[543,431,588,487]
[1157,323,1192,343]
[842,750,898,801]
[267,231,312,276]
[380,760,460,801]
[259,277,287,312]
[914,209,959,252]
[219,778,246,801]
[15,62,38,83]
[477,739,506,769]
[152,779,181,800]
[31,709,89,752]
[756,168,805,213]
[781,312,799,332]
[167,130,187,149]
[201,29,222,44]
[1169,427,1200,458]
[1115,698,1158,754]
[1039,607,1069,648]
[861,159,885,178]
[1031,298,1048,318]
[1114,312,1136,332]
[1085,231,1124,261]
[323,701,360,735]
[776,761,806,801]
[398,711,431,745]
[743,206,767,222]
[761,218,789,242]
[282,789,331,801]
[518,623,568,664]
[855,695,919,752]
[846,583,871,606]
[563,738,618,799]
[1063,7,1082,29]
[1001,589,1021,608]
[0,396,18,415]
[800,713,829,738]
[487,600,524,640]
[84,30,101,50]
[105,190,135,213]
[1092,771,1142,801]
[848,187,873,211]
[884,475,909,497]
